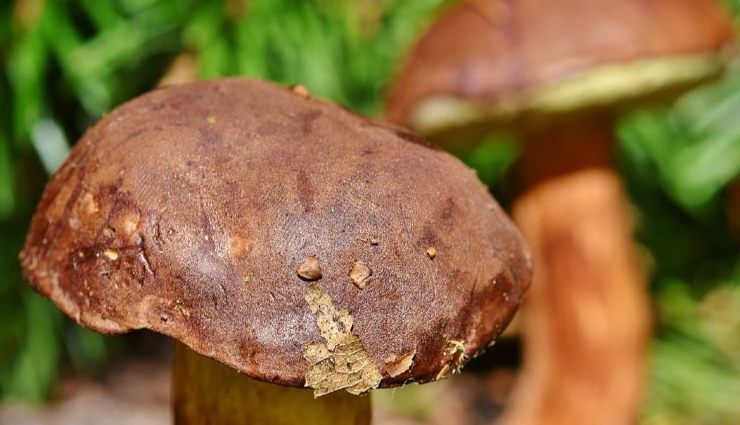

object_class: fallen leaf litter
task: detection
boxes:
[303,285,382,397]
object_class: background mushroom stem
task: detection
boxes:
[502,118,651,425]
[172,344,371,425]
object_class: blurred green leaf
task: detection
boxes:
[644,277,740,425]
[64,327,108,372]
[619,74,740,218]
[464,134,520,186]
[4,295,61,401]
[8,24,47,148]
[0,136,14,218]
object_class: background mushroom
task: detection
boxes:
[19,78,532,424]
[385,0,735,424]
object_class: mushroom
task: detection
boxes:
[386,1,735,424]
[19,78,532,424]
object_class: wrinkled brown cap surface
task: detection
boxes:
[20,78,531,389]
[386,0,735,125]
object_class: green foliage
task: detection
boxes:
[618,72,740,424]
[618,74,740,283]
[464,134,520,188]
[619,73,740,219]
[642,278,740,425]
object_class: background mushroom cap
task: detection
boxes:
[386,0,735,135]
[20,78,531,389]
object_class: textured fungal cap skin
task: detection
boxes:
[386,0,735,126]
[20,78,531,389]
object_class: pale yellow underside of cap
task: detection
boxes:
[410,53,725,134]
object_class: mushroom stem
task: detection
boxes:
[502,119,650,425]
[173,343,371,425]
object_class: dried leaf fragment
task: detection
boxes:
[303,285,382,397]
[435,364,451,381]
[384,350,416,378]
[349,261,372,289]
[297,256,322,281]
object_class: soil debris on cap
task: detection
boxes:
[297,256,322,281]
[349,261,372,289]
[291,84,311,97]
[303,285,382,397]
[435,364,451,381]
[446,340,468,369]
[102,249,119,261]
[446,340,465,356]
[206,115,216,124]
[358,236,379,246]
[426,247,437,259]
[384,350,416,378]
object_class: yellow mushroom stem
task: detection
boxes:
[502,118,651,425]
[172,343,371,425]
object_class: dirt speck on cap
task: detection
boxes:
[426,247,437,259]
[297,256,322,281]
[291,85,311,98]
[102,249,119,261]
[349,261,372,289]
[435,364,451,381]
[358,236,379,246]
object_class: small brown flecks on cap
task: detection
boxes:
[102,249,119,261]
[297,256,322,281]
[349,261,372,289]
[80,192,99,215]
[115,212,140,238]
[426,247,437,259]
[228,235,251,258]
[291,84,311,98]
[206,116,217,124]
[358,236,379,246]
[68,217,81,230]
[175,301,191,318]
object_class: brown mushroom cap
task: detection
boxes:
[386,0,735,135]
[20,78,531,390]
